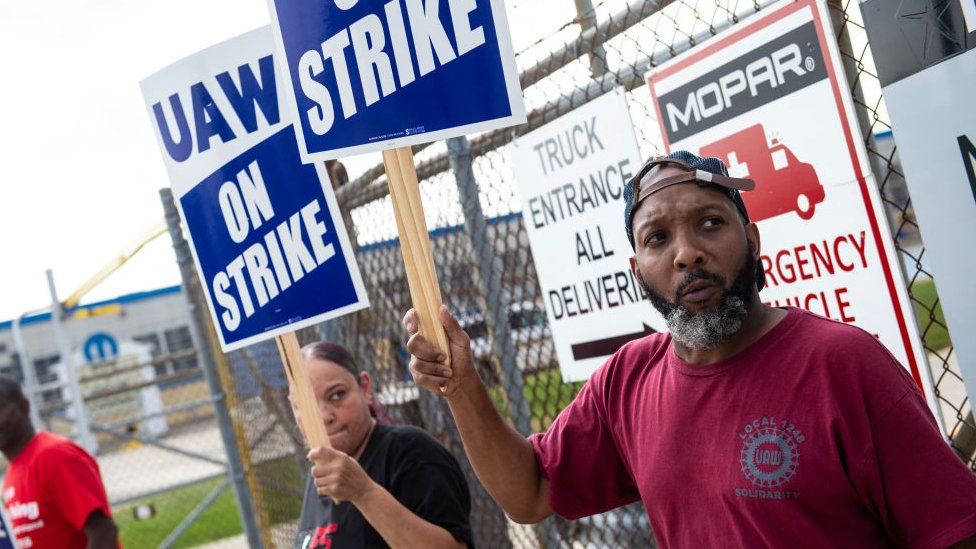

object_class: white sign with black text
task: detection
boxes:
[510,89,665,382]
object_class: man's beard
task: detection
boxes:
[639,251,757,351]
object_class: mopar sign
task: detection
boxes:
[647,0,941,419]
[83,332,119,363]
[656,22,827,142]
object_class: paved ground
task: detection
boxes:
[100,398,300,505]
[101,422,227,504]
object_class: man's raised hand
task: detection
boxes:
[403,305,478,397]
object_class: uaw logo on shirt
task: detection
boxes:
[734,416,805,500]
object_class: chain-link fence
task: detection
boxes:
[89,355,252,549]
[187,0,973,548]
[12,342,249,548]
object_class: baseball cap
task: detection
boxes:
[624,150,766,291]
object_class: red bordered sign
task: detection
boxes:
[646,0,941,423]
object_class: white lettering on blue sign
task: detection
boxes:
[218,161,275,243]
[296,0,486,136]
[209,160,336,332]
[267,0,525,160]
[150,55,280,163]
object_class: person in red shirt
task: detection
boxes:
[0,376,119,548]
[404,150,976,547]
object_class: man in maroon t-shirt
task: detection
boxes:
[405,150,976,547]
[0,376,120,548]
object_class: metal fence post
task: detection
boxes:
[45,269,97,453]
[11,313,43,430]
[159,188,264,549]
[449,137,533,436]
[449,135,564,549]
[574,0,608,77]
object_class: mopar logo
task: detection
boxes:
[83,332,119,363]
[656,22,827,142]
[665,43,808,132]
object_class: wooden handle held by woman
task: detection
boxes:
[276,331,330,448]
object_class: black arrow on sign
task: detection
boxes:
[571,324,656,361]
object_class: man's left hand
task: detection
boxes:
[308,446,377,503]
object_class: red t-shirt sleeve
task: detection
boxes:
[40,443,112,530]
[851,385,976,548]
[529,369,639,520]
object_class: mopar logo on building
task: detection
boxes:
[655,22,827,142]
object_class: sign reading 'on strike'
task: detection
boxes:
[141,27,369,352]
[266,0,526,161]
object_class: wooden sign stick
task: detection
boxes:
[383,146,451,366]
[276,331,330,449]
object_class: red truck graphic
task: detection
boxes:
[699,124,824,221]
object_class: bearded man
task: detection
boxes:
[404,151,976,547]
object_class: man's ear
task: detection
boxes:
[745,222,761,260]
[630,256,650,298]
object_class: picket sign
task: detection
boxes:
[262,2,528,424]
[141,28,378,450]
[261,0,526,443]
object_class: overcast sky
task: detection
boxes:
[0,0,574,321]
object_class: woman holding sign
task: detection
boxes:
[293,342,473,549]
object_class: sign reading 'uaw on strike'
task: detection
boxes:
[141,27,369,352]
[266,0,525,161]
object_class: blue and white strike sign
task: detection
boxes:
[141,27,369,352]
[266,0,526,161]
